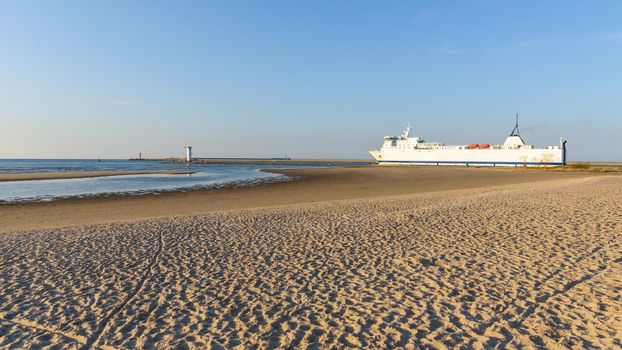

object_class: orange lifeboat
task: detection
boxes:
[479,144,490,149]
[467,144,479,149]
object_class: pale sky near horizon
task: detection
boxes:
[1,1,621,161]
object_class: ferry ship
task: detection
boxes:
[370,116,567,167]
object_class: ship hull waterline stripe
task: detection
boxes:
[377,160,564,166]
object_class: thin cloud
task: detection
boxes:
[609,32,622,45]
[493,39,549,55]
[411,11,438,24]
[431,46,461,55]
[111,100,143,106]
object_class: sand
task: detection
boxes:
[0,170,195,182]
[0,173,620,349]
[0,166,594,232]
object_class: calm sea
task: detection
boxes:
[0,159,290,203]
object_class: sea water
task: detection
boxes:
[0,159,288,202]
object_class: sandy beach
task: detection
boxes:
[0,168,620,349]
[0,166,594,232]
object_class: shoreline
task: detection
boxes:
[0,170,195,182]
[0,166,605,233]
[0,172,293,205]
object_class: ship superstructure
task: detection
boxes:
[370,116,567,167]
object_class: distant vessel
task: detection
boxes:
[370,116,567,167]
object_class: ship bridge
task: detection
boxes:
[382,124,427,149]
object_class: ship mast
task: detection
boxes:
[402,123,412,138]
[509,113,520,136]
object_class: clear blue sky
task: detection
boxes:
[1,1,621,160]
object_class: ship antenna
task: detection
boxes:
[510,113,520,136]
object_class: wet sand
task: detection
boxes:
[0,174,620,348]
[0,166,594,232]
[0,170,194,182]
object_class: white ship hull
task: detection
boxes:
[370,148,564,166]
[370,120,567,167]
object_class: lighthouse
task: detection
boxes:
[185,146,193,162]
